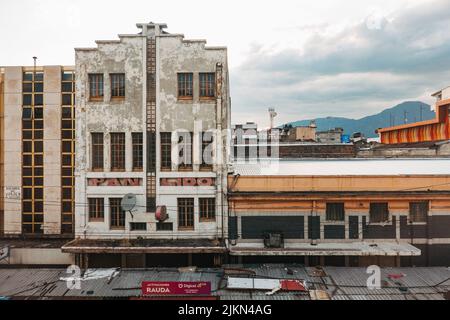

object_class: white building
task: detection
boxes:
[63,23,231,268]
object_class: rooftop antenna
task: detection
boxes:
[268,108,277,130]
[33,56,37,78]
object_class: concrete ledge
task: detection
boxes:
[229,242,421,256]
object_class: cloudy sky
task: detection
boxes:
[1,0,449,127]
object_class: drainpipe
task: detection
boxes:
[215,63,224,241]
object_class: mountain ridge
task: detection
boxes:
[282,101,435,138]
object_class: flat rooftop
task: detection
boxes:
[232,159,450,176]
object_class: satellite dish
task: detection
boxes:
[121,194,137,212]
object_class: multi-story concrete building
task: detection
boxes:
[0,66,75,265]
[62,23,231,268]
[228,159,450,267]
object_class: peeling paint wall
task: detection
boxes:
[75,36,146,238]
[76,24,230,241]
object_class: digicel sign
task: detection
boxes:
[142,282,211,296]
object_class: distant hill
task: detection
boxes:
[282,101,435,138]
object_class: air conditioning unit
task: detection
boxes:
[263,232,284,248]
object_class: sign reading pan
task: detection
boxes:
[88,178,142,187]
[160,178,215,187]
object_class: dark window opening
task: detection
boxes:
[370,203,389,223]
[326,203,345,221]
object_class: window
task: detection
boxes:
[91,133,104,170]
[156,222,173,231]
[199,73,215,98]
[199,198,216,221]
[21,71,45,235]
[369,203,389,223]
[178,198,194,229]
[89,74,104,100]
[111,73,125,98]
[110,133,125,171]
[410,202,428,223]
[110,198,125,229]
[88,198,104,221]
[178,132,193,171]
[177,73,193,99]
[161,132,172,170]
[130,222,147,231]
[326,203,345,221]
[146,197,156,213]
[201,131,213,169]
[132,133,143,171]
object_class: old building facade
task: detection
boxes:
[63,23,230,268]
[228,159,450,267]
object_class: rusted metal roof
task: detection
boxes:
[0,266,448,300]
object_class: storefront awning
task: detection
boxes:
[229,241,421,256]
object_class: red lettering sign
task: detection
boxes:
[141,282,211,296]
[160,178,215,187]
[88,178,142,187]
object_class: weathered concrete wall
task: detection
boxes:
[157,34,229,239]
[44,66,62,235]
[75,25,230,241]
[75,36,147,238]
[0,71,4,235]
[0,248,74,265]
[3,67,22,235]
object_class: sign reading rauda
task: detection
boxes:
[142,281,211,296]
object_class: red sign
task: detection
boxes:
[160,177,215,187]
[88,178,142,187]
[142,282,211,296]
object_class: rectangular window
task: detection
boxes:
[369,203,389,223]
[132,133,143,171]
[409,202,428,223]
[177,73,193,99]
[161,132,172,170]
[130,222,147,231]
[199,198,216,221]
[156,222,173,231]
[178,198,194,230]
[91,133,104,171]
[110,133,125,171]
[326,203,345,221]
[178,132,193,171]
[110,198,125,229]
[111,73,125,98]
[201,131,213,170]
[89,74,104,100]
[88,198,104,221]
[199,73,215,98]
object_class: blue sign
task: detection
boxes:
[341,135,350,143]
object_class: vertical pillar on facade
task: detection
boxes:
[145,34,157,214]
[43,66,62,235]
[0,71,4,236]
[3,67,22,235]
[215,63,224,239]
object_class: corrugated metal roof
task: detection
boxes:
[232,159,450,176]
[0,266,448,300]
